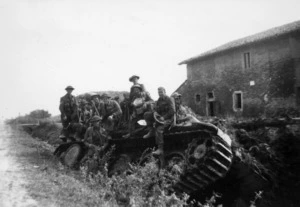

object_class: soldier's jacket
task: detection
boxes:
[91,101,103,116]
[155,95,175,120]
[132,92,154,115]
[59,94,78,117]
[120,98,131,122]
[175,105,189,119]
[84,126,107,147]
[82,108,93,123]
[120,98,130,112]
[100,100,122,118]
[129,83,146,102]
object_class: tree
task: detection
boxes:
[29,109,51,119]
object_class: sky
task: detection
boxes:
[0,0,299,119]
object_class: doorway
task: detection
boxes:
[207,101,215,116]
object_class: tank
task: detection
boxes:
[54,121,233,195]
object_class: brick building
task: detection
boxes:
[177,20,300,117]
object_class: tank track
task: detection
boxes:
[172,134,233,194]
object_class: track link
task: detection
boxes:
[173,134,232,194]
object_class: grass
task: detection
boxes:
[8,126,194,206]
[9,114,300,207]
[9,124,226,207]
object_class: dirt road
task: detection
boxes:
[0,123,112,207]
[0,123,38,207]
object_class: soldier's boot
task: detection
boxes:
[153,144,164,156]
[143,128,155,139]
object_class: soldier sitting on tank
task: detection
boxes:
[83,100,93,124]
[78,99,92,124]
[123,84,154,138]
[100,93,123,132]
[128,75,146,103]
[143,87,175,156]
[81,115,108,163]
[73,99,92,140]
[171,92,201,126]
[59,85,79,140]
[91,93,103,116]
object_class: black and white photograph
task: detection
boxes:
[0,0,300,206]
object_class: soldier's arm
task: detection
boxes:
[140,84,146,92]
[129,86,134,102]
[145,92,153,102]
[71,97,79,119]
[112,100,122,117]
[144,93,154,110]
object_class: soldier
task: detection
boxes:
[171,92,201,126]
[59,85,78,138]
[119,93,131,127]
[82,115,108,162]
[129,75,146,103]
[113,96,120,104]
[143,87,175,156]
[91,93,102,116]
[100,93,122,132]
[80,99,93,124]
[123,84,154,138]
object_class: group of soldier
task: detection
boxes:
[59,75,200,157]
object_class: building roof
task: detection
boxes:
[179,20,300,65]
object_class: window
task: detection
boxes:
[233,91,243,111]
[243,52,251,69]
[207,92,215,100]
[195,94,201,103]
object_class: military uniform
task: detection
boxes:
[171,92,201,125]
[144,94,175,154]
[78,100,92,123]
[92,101,103,116]
[125,90,153,137]
[119,97,131,127]
[129,83,146,102]
[83,116,108,160]
[84,126,107,147]
[83,105,93,123]
[90,94,102,116]
[59,91,78,137]
[128,75,146,103]
[101,98,122,131]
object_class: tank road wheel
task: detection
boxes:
[138,151,161,174]
[172,135,233,195]
[165,152,186,177]
[186,138,212,168]
[63,144,82,168]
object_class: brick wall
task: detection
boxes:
[178,33,300,117]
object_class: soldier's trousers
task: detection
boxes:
[144,112,172,146]
[61,115,72,137]
[61,115,79,137]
